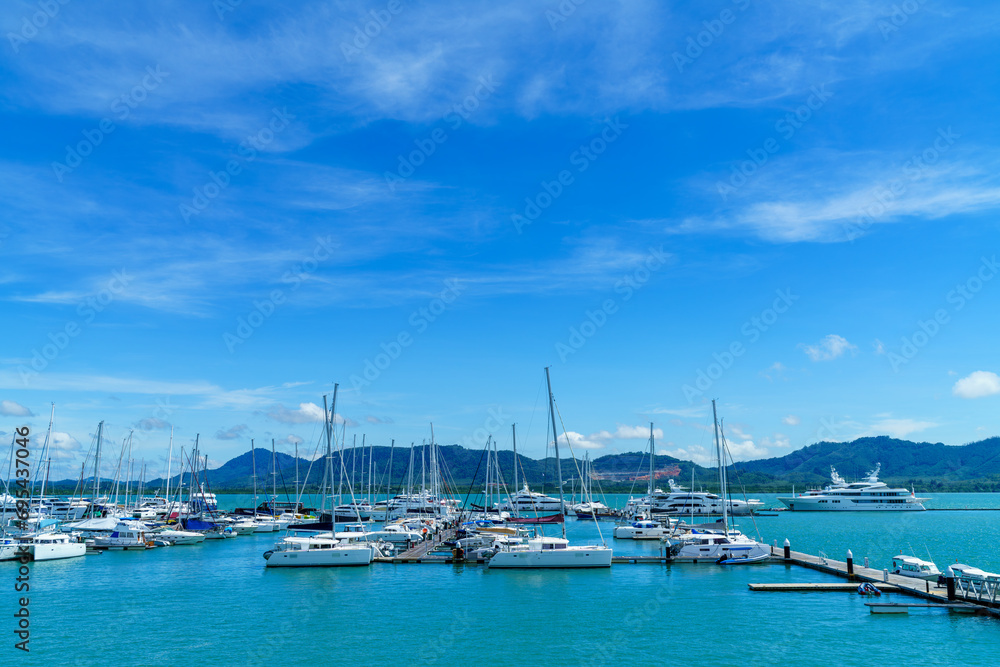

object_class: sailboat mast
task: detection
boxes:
[512,423,518,491]
[648,422,655,499]
[712,399,728,531]
[250,437,258,518]
[93,420,103,514]
[38,403,55,499]
[544,366,566,537]
[166,426,173,502]
[271,438,277,511]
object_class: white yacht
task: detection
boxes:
[949,563,1000,582]
[625,480,763,516]
[486,536,612,569]
[892,555,940,581]
[91,521,151,550]
[613,519,673,540]
[263,535,378,567]
[153,528,206,545]
[1,536,25,561]
[496,484,564,513]
[667,529,770,562]
[777,464,928,511]
[22,533,87,561]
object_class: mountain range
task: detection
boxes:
[38,434,1000,494]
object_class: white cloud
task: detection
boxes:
[873,339,886,355]
[783,415,800,425]
[664,445,713,467]
[0,399,33,416]
[867,418,937,438]
[800,334,857,361]
[557,431,605,450]
[266,402,326,424]
[953,371,1000,399]
[136,417,170,431]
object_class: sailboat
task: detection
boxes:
[615,423,674,539]
[666,401,769,564]
[487,368,612,569]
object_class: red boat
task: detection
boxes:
[506,513,565,524]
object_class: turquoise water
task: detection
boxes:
[8,494,1000,665]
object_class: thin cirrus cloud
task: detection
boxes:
[799,334,857,361]
[953,371,1000,399]
[0,399,33,416]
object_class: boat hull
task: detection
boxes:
[671,542,770,563]
[32,542,87,561]
[778,497,926,511]
[487,547,612,569]
[264,546,373,567]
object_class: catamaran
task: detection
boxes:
[487,368,612,569]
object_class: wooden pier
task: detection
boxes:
[762,544,1000,618]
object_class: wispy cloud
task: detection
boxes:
[800,334,857,361]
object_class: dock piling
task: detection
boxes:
[783,538,790,560]
[846,549,854,580]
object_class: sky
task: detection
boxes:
[1,0,999,480]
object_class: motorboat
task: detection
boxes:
[21,532,87,561]
[667,529,770,563]
[613,519,672,540]
[1,536,26,561]
[624,480,763,517]
[892,555,940,581]
[496,484,564,513]
[91,521,152,550]
[949,563,1000,582]
[777,464,928,511]
[153,528,206,545]
[263,535,380,567]
[486,536,612,569]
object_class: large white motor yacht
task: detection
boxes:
[777,464,928,511]
[496,484,564,513]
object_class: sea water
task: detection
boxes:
[7,493,1000,666]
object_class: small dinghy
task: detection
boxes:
[858,582,882,596]
[717,553,770,565]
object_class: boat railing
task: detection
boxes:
[955,574,1000,604]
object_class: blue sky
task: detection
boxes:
[2,1,1000,479]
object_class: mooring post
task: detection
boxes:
[946,566,957,601]
[783,538,790,560]
[846,549,854,579]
